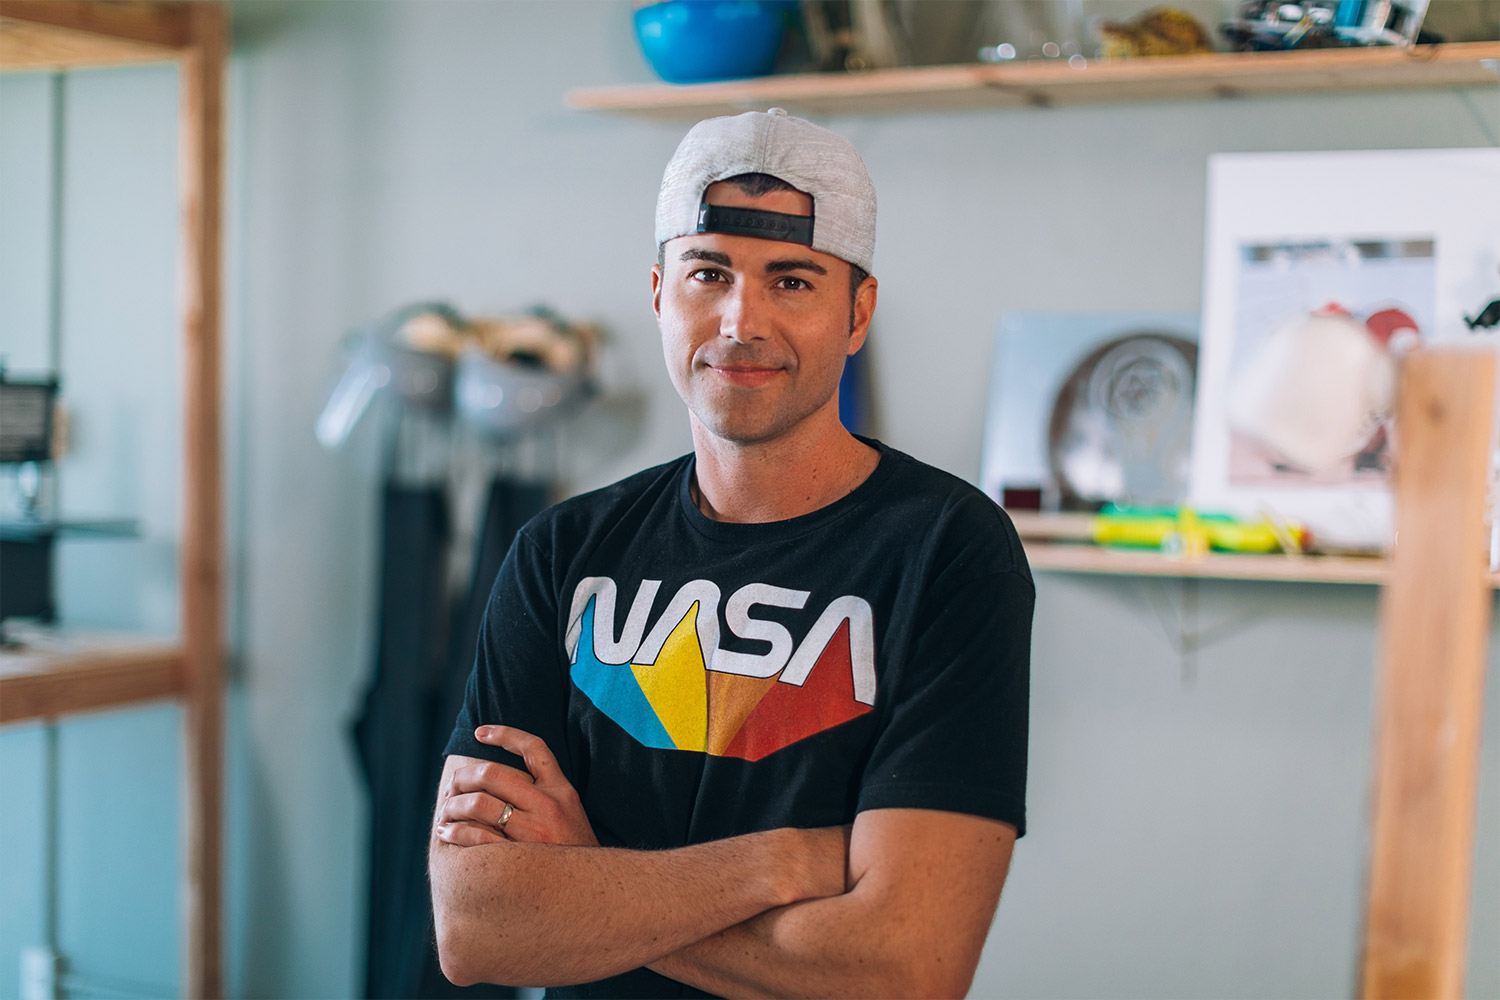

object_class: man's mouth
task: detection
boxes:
[706,363,784,387]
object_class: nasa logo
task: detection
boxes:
[564,577,877,760]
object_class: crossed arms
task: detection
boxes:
[429,726,1017,998]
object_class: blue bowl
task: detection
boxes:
[634,1,791,84]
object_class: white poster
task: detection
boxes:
[1190,149,1500,550]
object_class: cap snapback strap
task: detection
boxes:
[697,204,814,246]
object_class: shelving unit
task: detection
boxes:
[0,2,226,996]
[566,41,1500,119]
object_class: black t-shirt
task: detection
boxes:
[445,439,1033,998]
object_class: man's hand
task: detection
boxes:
[435,725,599,848]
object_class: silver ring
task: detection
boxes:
[496,802,514,829]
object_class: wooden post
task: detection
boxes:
[178,4,226,998]
[1361,348,1496,1000]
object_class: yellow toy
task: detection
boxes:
[1090,505,1307,554]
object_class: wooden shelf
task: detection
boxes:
[1022,539,1394,584]
[1006,511,1500,585]
[566,41,1500,119]
[0,635,185,724]
[0,0,191,72]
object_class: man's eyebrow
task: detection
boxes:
[765,258,827,276]
[678,249,731,267]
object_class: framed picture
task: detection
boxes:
[981,311,1199,511]
[1189,149,1500,551]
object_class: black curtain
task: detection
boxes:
[354,477,546,1000]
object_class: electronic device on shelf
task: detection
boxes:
[0,367,137,636]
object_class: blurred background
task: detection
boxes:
[1,1,1498,997]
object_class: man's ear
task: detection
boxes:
[848,275,878,355]
[652,264,663,324]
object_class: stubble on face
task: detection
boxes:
[654,181,871,449]
[657,246,857,448]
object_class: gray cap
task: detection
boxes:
[655,108,877,273]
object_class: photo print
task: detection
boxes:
[1226,236,1435,487]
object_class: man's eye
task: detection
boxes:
[776,276,810,291]
[690,269,726,283]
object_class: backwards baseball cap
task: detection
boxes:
[655,108,877,274]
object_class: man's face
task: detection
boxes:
[652,182,875,446]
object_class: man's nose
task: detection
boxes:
[719,281,768,342]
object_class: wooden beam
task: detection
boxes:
[178,3,226,997]
[0,0,189,70]
[0,641,184,723]
[0,0,189,47]
[1361,349,1496,999]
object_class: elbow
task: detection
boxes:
[430,861,476,986]
[883,956,976,1000]
[890,972,972,1000]
[431,871,533,988]
[431,850,502,988]
[434,913,482,988]
[438,953,478,989]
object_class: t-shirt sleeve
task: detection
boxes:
[856,554,1033,836]
[443,528,573,777]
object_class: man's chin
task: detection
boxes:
[687,390,839,448]
[691,410,793,447]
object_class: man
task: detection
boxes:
[429,108,1033,999]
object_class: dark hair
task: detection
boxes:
[658,172,871,307]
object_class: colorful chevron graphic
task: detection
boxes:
[567,578,876,761]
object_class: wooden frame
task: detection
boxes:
[1360,350,1496,999]
[566,41,1500,119]
[0,2,226,996]
[0,638,183,724]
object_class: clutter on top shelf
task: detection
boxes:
[977,0,1089,64]
[1221,0,1432,50]
[1098,7,1216,59]
[801,0,909,70]
[632,0,799,82]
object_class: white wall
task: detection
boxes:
[1,1,1495,997]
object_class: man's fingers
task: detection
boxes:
[449,759,542,808]
[476,725,565,785]
[440,791,519,830]
[436,799,559,846]
[449,732,595,846]
[435,821,505,847]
